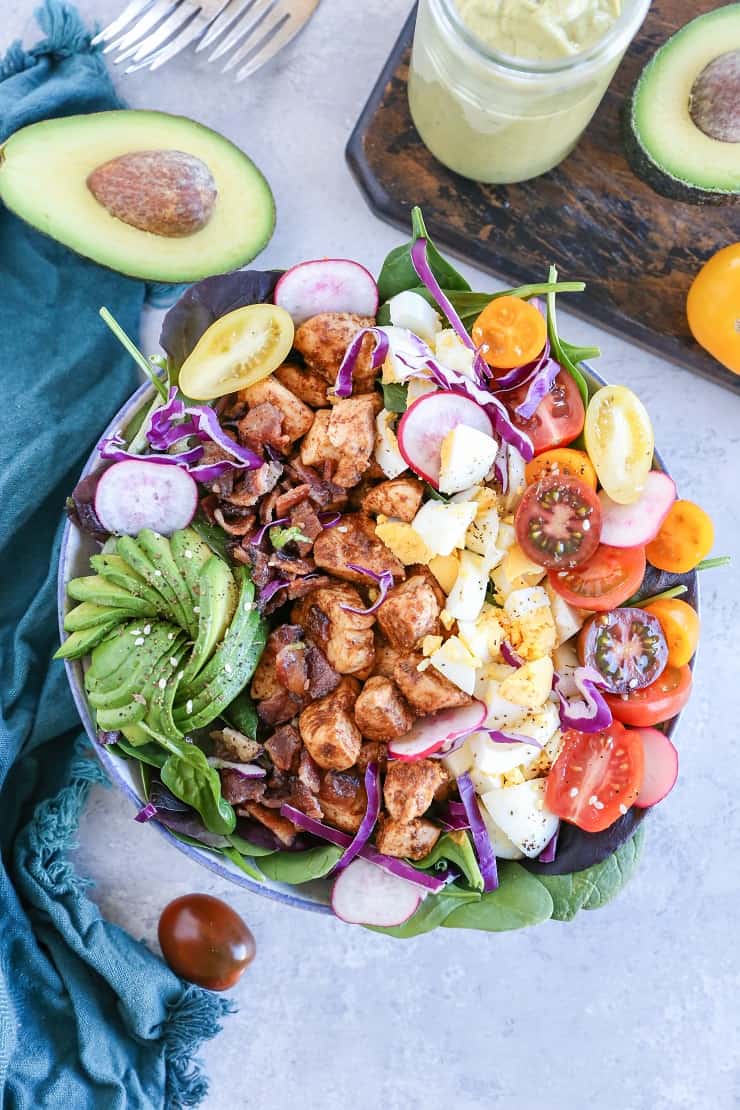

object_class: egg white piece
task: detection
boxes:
[374,409,408,479]
[406,376,438,405]
[442,741,474,778]
[438,424,498,495]
[412,500,477,556]
[435,328,476,377]
[468,730,542,776]
[481,779,559,858]
[479,805,525,861]
[388,291,442,347]
[429,635,478,694]
[466,506,501,557]
[445,550,490,623]
[544,578,588,646]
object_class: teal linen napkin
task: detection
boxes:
[0,5,232,1107]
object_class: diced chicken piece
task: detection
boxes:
[300,409,338,470]
[210,727,261,764]
[313,513,405,584]
[299,677,362,771]
[354,676,415,742]
[361,477,425,522]
[376,574,441,651]
[394,653,472,714]
[318,770,368,833]
[327,395,377,488]
[264,723,302,771]
[375,815,441,860]
[371,640,404,680]
[297,748,322,793]
[292,584,375,676]
[383,759,448,822]
[356,740,389,773]
[241,803,297,847]
[275,361,330,408]
[239,376,314,443]
[250,645,282,701]
[294,313,377,392]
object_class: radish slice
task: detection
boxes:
[599,471,676,548]
[331,857,422,926]
[397,391,494,487]
[634,727,679,808]
[94,460,198,536]
[274,258,378,324]
[388,701,487,761]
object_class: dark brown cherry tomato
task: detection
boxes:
[158,894,256,991]
[578,607,668,694]
[514,473,601,569]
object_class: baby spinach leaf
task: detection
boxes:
[441,862,554,932]
[368,886,481,939]
[537,827,645,921]
[413,830,484,892]
[377,206,471,302]
[161,743,236,836]
[108,738,167,768]
[257,844,343,884]
[226,832,277,858]
[381,381,408,413]
[221,845,264,883]
[381,281,585,331]
[546,265,592,408]
[221,689,259,741]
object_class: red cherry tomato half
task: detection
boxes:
[546,721,644,832]
[578,607,668,694]
[514,473,602,570]
[158,893,256,991]
[548,544,646,612]
[604,664,693,727]
[504,368,585,456]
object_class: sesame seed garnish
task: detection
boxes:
[184,550,193,559]
[224,663,233,675]
[143,624,151,634]
[134,637,145,646]
[130,628,142,636]
[154,570,162,577]
[167,632,175,640]
[186,699,193,714]
[170,657,178,666]
[244,601,253,612]
[619,804,627,815]
[193,606,200,614]
[158,678,167,690]
[569,787,578,797]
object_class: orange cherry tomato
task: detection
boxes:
[472,296,547,370]
[643,598,700,667]
[645,499,714,574]
[604,664,692,728]
[525,447,598,490]
[687,243,740,375]
[158,894,256,991]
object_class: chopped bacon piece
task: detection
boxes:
[305,642,341,699]
[219,770,266,805]
[297,749,322,793]
[285,780,323,820]
[237,402,289,454]
[213,508,255,537]
[256,689,304,727]
[318,770,368,833]
[287,460,347,512]
[264,723,302,771]
[275,484,311,516]
[240,803,297,846]
[286,575,331,602]
[275,641,309,695]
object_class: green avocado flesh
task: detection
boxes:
[58,529,265,745]
[627,7,740,202]
[0,110,275,281]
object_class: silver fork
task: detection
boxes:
[92,0,319,80]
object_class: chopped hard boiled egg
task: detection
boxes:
[504,587,557,660]
[387,291,442,347]
[457,604,506,665]
[438,424,498,495]
[481,779,559,859]
[442,740,473,778]
[406,376,438,405]
[496,520,517,553]
[498,656,554,707]
[435,328,475,377]
[429,635,479,694]
[497,445,527,514]
[428,553,459,594]
[374,409,408,479]
[544,578,588,646]
[445,550,490,623]
[468,730,542,776]
[466,505,501,557]
[375,520,432,565]
[479,807,525,861]
[412,500,477,556]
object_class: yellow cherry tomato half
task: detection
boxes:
[687,243,740,376]
[584,385,654,505]
[643,597,700,667]
[179,304,295,401]
[525,447,598,490]
[472,296,547,370]
[645,499,715,574]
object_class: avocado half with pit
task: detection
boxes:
[625,5,740,204]
[0,110,275,281]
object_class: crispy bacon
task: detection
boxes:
[275,643,309,695]
[220,771,266,805]
[238,402,289,454]
[275,484,311,516]
[264,723,302,771]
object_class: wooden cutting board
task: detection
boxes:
[347,3,740,393]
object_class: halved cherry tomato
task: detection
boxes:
[545,721,644,832]
[179,304,295,401]
[514,473,601,570]
[645,499,714,574]
[604,664,692,727]
[525,447,597,490]
[472,296,547,370]
[578,607,668,693]
[686,242,740,375]
[643,597,700,667]
[505,369,585,456]
[548,543,646,612]
[584,385,654,505]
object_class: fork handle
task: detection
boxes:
[200,0,229,16]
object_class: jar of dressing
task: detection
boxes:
[408,0,651,184]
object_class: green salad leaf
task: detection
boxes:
[226,832,278,858]
[108,738,167,768]
[257,844,343,884]
[221,689,259,741]
[368,885,481,939]
[412,830,484,892]
[536,827,645,921]
[377,207,471,303]
[381,381,408,413]
[546,265,593,408]
[160,742,236,837]
[442,862,555,932]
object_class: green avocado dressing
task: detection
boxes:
[455,0,622,62]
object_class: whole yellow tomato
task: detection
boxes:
[687,243,740,375]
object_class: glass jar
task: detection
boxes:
[408,0,651,184]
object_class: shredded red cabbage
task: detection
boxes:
[491,338,551,393]
[257,577,290,607]
[437,806,471,831]
[554,665,612,732]
[339,565,394,615]
[334,327,390,398]
[134,802,157,823]
[448,801,467,817]
[333,762,380,873]
[486,729,543,748]
[539,828,559,863]
[99,435,204,469]
[501,640,524,668]
[457,772,499,892]
[514,357,561,420]
[493,440,509,494]
[318,511,342,529]
[207,758,266,778]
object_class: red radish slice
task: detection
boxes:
[388,701,487,761]
[331,857,422,926]
[274,259,378,325]
[397,391,494,487]
[95,460,198,536]
[599,471,676,548]
[633,727,679,808]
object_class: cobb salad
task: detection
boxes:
[58,209,725,934]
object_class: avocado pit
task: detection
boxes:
[689,49,740,143]
[87,149,218,237]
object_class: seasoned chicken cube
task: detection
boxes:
[313,513,405,584]
[292,584,375,676]
[250,644,282,701]
[294,312,377,392]
[394,653,472,714]
[383,759,448,823]
[327,395,378,488]
[299,677,362,770]
[239,376,314,443]
[356,740,389,773]
[210,727,261,764]
[318,770,368,833]
[371,640,404,680]
[375,814,441,860]
[300,409,338,470]
[240,803,297,847]
[376,574,441,651]
[275,361,330,408]
[354,676,415,742]
[361,477,425,522]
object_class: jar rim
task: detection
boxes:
[432,0,652,78]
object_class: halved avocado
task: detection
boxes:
[0,110,275,281]
[625,8,740,204]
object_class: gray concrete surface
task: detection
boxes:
[4,2,739,1107]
